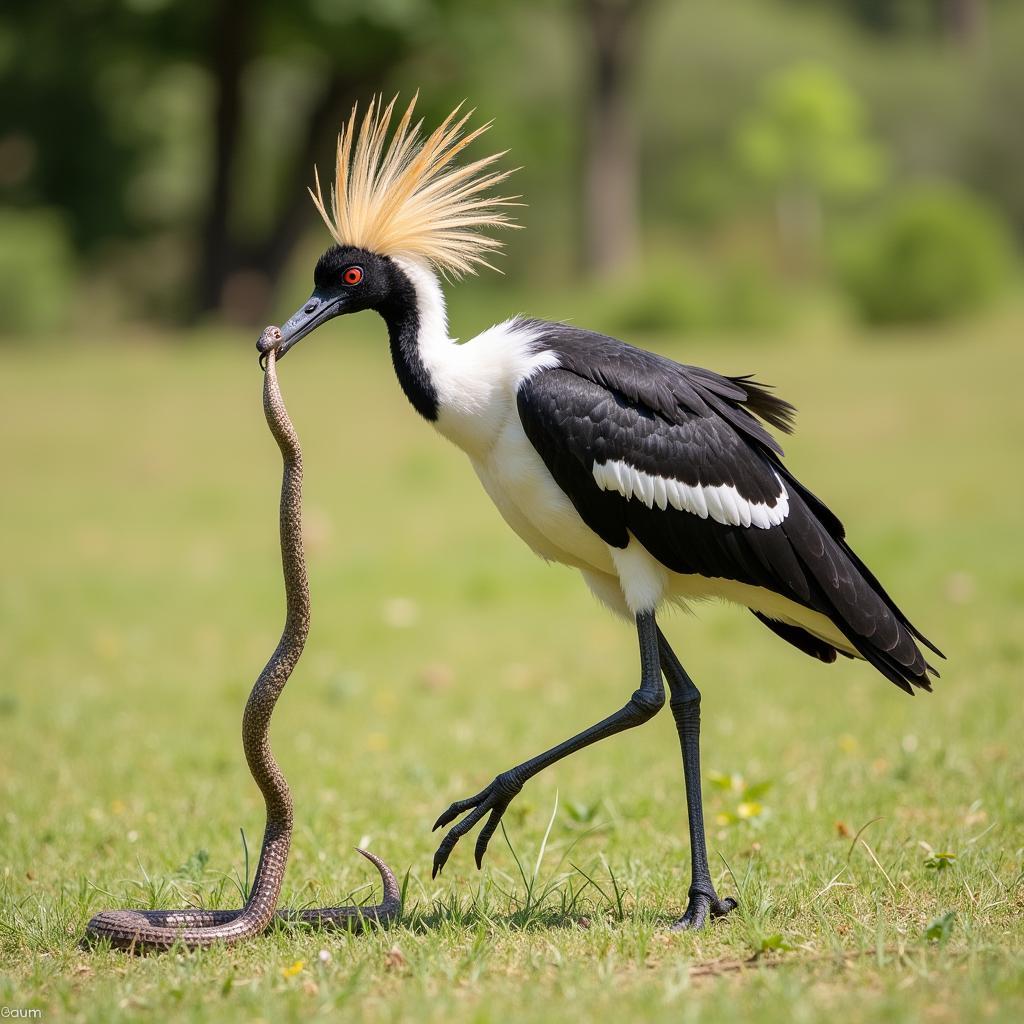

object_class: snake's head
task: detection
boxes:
[257,326,282,370]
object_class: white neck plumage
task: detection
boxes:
[386,257,554,458]
[390,256,454,372]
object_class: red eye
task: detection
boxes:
[343,266,363,286]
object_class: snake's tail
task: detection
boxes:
[85,847,402,947]
[354,847,402,925]
[287,848,401,931]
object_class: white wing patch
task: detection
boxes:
[592,459,789,529]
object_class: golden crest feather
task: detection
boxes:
[309,94,519,277]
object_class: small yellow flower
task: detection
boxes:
[281,960,305,978]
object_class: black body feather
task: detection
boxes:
[516,322,941,694]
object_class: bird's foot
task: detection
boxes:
[670,883,738,932]
[431,772,523,877]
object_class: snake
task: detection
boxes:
[85,329,401,951]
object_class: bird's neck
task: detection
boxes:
[377,257,546,458]
[378,258,451,423]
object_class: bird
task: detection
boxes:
[264,95,942,930]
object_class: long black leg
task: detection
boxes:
[657,625,738,929]
[432,610,665,877]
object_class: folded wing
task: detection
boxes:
[515,326,941,693]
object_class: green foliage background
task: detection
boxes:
[1,0,1022,332]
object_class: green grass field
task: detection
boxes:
[1,310,1022,1022]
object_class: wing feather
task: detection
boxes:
[516,345,940,693]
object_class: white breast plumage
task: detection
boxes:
[472,414,615,574]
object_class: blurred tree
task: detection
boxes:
[735,62,885,269]
[195,0,453,321]
[197,0,252,318]
[0,0,465,324]
[960,4,1024,241]
[2,0,1019,333]
[0,0,182,250]
[784,0,989,42]
[578,0,651,279]
[942,0,987,43]
[838,183,1013,324]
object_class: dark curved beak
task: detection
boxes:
[258,288,346,362]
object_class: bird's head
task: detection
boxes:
[269,246,397,358]
[260,94,517,362]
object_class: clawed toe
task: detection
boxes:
[431,776,520,877]
[670,889,738,931]
[711,896,738,917]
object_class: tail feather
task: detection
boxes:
[779,481,942,694]
[779,466,944,661]
[752,611,852,664]
[730,375,798,435]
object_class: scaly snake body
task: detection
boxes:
[85,333,400,951]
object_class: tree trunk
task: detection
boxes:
[579,0,648,279]
[942,0,986,47]
[194,56,405,325]
[248,74,357,290]
[194,0,251,318]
